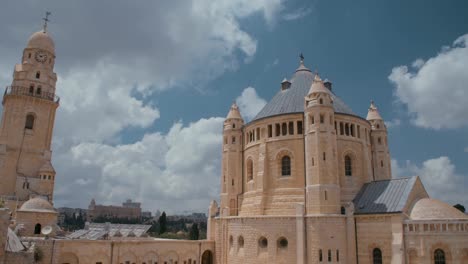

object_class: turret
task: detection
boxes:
[367,101,391,180]
[220,103,244,216]
[304,74,340,215]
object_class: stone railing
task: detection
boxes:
[3,86,59,103]
[404,220,468,234]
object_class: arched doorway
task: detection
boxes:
[201,250,213,264]
[34,223,42,234]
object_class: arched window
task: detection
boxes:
[36,86,42,95]
[373,248,382,264]
[345,123,350,136]
[25,114,35,129]
[319,98,323,104]
[238,236,244,248]
[34,223,42,234]
[36,71,40,79]
[29,85,34,94]
[345,155,352,176]
[281,156,291,176]
[434,249,445,264]
[277,237,288,249]
[341,206,346,215]
[258,237,268,249]
[247,159,253,181]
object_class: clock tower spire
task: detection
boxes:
[0,23,59,207]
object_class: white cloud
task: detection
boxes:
[392,157,468,206]
[282,7,312,21]
[389,33,468,129]
[55,117,224,214]
[236,87,267,121]
[385,119,401,128]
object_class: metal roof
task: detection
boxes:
[353,177,417,215]
[252,65,356,122]
[66,223,151,240]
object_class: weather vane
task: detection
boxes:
[299,53,304,62]
[42,11,51,32]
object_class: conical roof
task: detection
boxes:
[308,74,331,95]
[252,60,355,122]
[366,101,383,120]
[226,103,243,120]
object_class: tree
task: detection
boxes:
[189,223,199,240]
[158,211,167,234]
[454,204,466,213]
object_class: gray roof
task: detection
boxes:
[353,177,417,215]
[67,223,151,240]
[252,65,356,122]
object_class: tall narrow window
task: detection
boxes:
[297,121,303,134]
[232,123,236,129]
[288,122,294,135]
[256,128,260,140]
[334,122,337,133]
[232,136,236,144]
[434,249,445,264]
[319,98,323,104]
[28,53,31,58]
[247,159,253,181]
[275,124,280,136]
[341,206,346,215]
[319,249,323,262]
[329,114,333,125]
[357,125,361,138]
[323,152,326,161]
[345,123,349,136]
[268,125,272,138]
[351,124,355,137]
[320,114,324,124]
[25,114,35,129]
[281,156,291,176]
[345,155,352,176]
[373,248,382,264]
[36,71,40,79]
[378,137,382,144]
[381,160,384,167]
[336,250,340,262]
[311,115,315,124]
[340,123,344,135]
[282,123,287,135]
[29,85,34,94]
[328,250,331,261]
[324,190,328,201]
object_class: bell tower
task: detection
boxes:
[304,74,340,215]
[0,18,59,203]
[367,101,391,180]
[220,103,244,216]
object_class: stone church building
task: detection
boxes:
[0,24,467,264]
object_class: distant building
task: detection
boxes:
[167,212,207,223]
[87,199,142,221]
[141,211,152,218]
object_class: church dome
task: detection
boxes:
[18,197,56,213]
[251,60,355,122]
[410,198,468,220]
[26,31,55,54]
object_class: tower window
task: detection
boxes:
[28,53,31,58]
[340,123,344,135]
[232,136,235,144]
[341,206,346,215]
[434,249,445,264]
[312,157,315,166]
[378,137,382,144]
[373,248,382,264]
[288,122,294,135]
[381,160,384,167]
[25,114,35,129]
[320,114,324,124]
[281,156,291,176]
[277,237,288,249]
[36,71,40,79]
[232,123,235,129]
[319,249,323,261]
[297,121,303,134]
[247,159,253,181]
[357,125,361,138]
[336,250,340,262]
[258,237,268,249]
[351,124,355,137]
[275,124,280,136]
[324,190,328,200]
[319,98,323,104]
[232,179,234,186]
[345,123,350,136]
[256,128,260,140]
[36,86,42,95]
[268,125,272,137]
[345,155,352,176]
[323,152,326,161]
[282,123,287,136]
[329,114,333,125]
[328,249,331,261]
[29,85,34,94]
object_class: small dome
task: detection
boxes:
[19,197,56,213]
[366,101,383,120]
[226,103,243,120]
[39,161,55,173]
[27,31,55,54]
[410,198,468,220]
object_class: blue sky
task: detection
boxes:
[0,0,467,213]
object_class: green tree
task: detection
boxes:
[158,211,167,234]
[454,204,466,213]
[189,223,199,240]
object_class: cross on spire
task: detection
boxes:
[299,53,304,63]
[42,11,51,32]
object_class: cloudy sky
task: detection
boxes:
[0,0,467,214]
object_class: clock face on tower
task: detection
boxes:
[34,51,48,63]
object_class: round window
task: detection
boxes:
[258,237,268,248]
